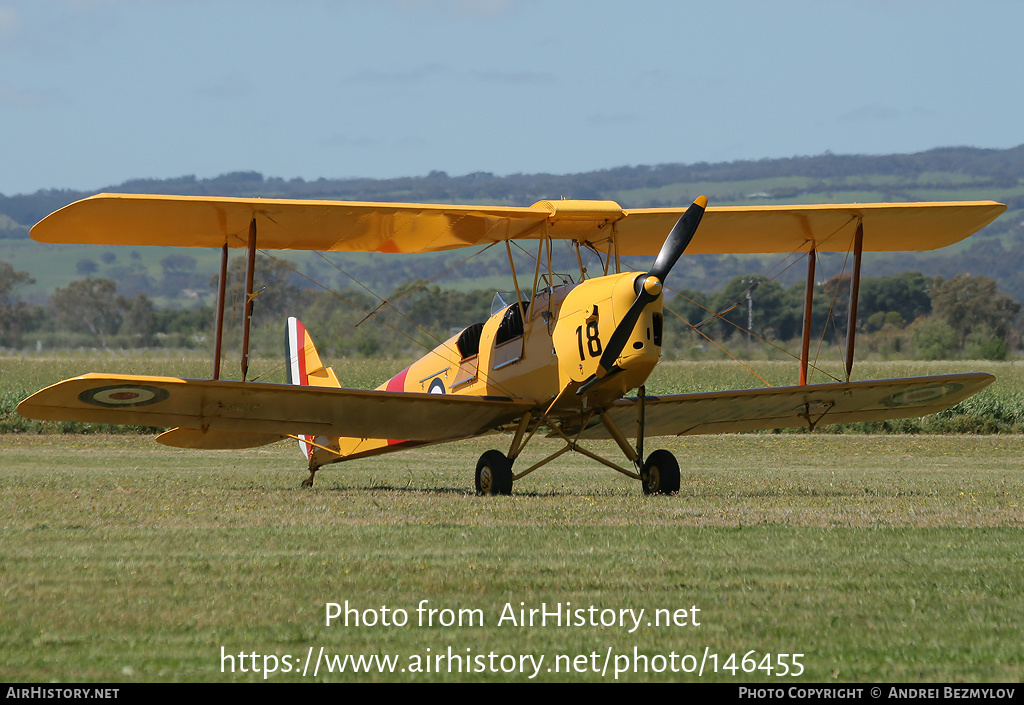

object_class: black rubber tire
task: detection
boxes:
[475,450,513,495]
[641,449,680,495]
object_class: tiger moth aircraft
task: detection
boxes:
[18,193,1005,494]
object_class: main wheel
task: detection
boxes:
[641,449,680,495]
[475,450,513,495]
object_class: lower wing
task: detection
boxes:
[18,373,533,446]
[573,373,995,439]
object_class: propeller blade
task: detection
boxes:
[648,195,707,287]
[592,196,707,382]
[596,276,661,376]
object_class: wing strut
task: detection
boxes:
[212,243,228,380]
[799,248,816,385]
[844,221,865,381]
[799,219,865,386]
[505,239,527,325]
[241,218,257,381]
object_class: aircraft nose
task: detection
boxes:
[642,276,662,297]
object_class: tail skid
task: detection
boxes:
[286,317,340,460]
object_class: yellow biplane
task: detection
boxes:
[17,193,1005,494]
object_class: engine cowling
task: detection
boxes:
[552,272,662,401]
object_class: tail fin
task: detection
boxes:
[286,317,340,460]
[286,317,341,388]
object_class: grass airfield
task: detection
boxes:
[2,431,1022,682]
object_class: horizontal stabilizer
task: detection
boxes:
[18,373,533,442]
[573,373,995,439]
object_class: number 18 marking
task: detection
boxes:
[576,310,602,360]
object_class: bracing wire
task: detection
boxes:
[245,244,523,399]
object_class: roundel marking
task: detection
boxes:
[881,382,963,408]
[78,384,170,408]
[428,378,445,395]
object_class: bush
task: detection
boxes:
[924,390,1024,434]
[0,386,36,432]
[911,318,958,360]
[964,328,1009,361]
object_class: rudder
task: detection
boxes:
[286,317,340,461]
[286,317,341,388]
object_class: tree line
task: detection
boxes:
[669,270,1021,361]
[2,258,1020,362]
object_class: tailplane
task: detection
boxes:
[286,317,340,460]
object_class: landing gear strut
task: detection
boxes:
[467,383,684,496]
[476,450,513,495]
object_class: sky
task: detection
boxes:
[1,0,1022,196]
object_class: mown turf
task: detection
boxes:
[1,434,1021,682]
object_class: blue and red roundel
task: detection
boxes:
[78,384,170,408]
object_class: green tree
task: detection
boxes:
[155,306,213,337]
[911,318,958,360]
[820,274,853,333]
[929,274,1020,349]
[964,325,1009,360]
[51,278,122,347]
[711,275,797,341]
[390,280,491,332]
[859,272,931,326]
[0,261,34,347]
[158,253,202,297]
[118,293,157,347]
[666,288,712,340]
[220,255,305,323]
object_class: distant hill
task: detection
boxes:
[3,145,1023,304]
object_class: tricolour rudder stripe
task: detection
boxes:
[286,317,306,385]
[285,317,341,461]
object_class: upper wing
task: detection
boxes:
[31,193,1004,255]
[619,201,1006,255]
[30,194,550,253]
[572,373,995,439]
[17,373,533,442]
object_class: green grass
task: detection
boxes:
[3,353,1023,681]
[1,433,1022,682]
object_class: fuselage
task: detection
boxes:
[309,271,665,467]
